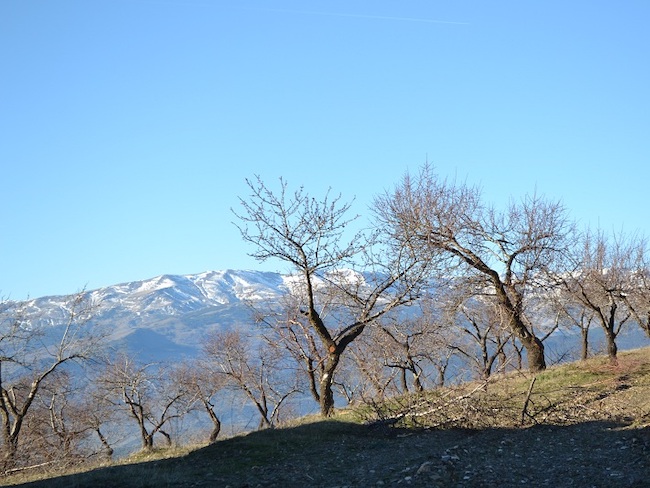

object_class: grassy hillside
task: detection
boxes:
[4,349,650,487]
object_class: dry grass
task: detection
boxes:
[353,348,650,431]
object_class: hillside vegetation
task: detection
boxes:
[4,348,650,487]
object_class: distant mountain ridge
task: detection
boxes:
[15,269,650,363]
[21,270,296,360]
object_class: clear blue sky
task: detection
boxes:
[2,1,649,299]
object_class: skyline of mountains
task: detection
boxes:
[12,268,650,363]
[20,269,297,360]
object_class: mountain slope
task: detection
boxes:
[7,347,650,487]
[20,270,292,359]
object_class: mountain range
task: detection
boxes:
[17,269,650,364]
[22,269,296,361]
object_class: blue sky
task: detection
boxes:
[2,1,649,299]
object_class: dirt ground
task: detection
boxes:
[201,420,650,488]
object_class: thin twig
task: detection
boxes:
[521,377,537,425]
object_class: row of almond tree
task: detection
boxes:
[2,164,650,473]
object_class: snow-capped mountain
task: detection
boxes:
[14,269,650,364]
[20,270,296,361]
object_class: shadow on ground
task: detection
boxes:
[8,419,650,487]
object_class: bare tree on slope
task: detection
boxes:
[234,176,436,416]
[375,165,575,372]
[0,291,103,471]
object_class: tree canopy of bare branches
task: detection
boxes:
[0,291,104,471]
[559,229,646,364]
[99,354,193,451]
[234,176,436,416]
[376,164,575,372]
[203,329,298,428]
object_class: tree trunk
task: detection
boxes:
[399,367,408,393]
[142,433,154,451]
[435,363,447,388]
[497,340,508,371]
[493,278,546,372]
[205,407,221,444]
[95,428,114,459]
[605,302,619,365]
[521,335,546,372]
[305,358,321,404]
[411,365,424,393]
[581,328,589,361]
[484,354,499,380]
[209,423,221,444]
[243,387,270,428]
[505,316,545,372]
[319,351,340,417]
[2,436,18,472]
[605,330,618,365]
[159,429,172,446]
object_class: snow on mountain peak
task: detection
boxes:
[185,269,286,303]
[10,269,384,360]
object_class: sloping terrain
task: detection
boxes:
[5,348,650,487]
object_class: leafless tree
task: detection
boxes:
[99,354,192,451]
[370,301,450,393]
[345,330,400,400]
[559,229,641,364]
[37,372,85,463]
[376,164,575,372]
[552,296,597,361]
[444,293,514,380]
[234,176,435,416]
[375,321,425,393]
[78,381,117,460]
[259,291,395,408]
[319,329,403,405]
[622,236,650,339]
[19,370,113,468]
[257,295,327,408]
[203,329,299,428]
[172,360,227,443]
[0,292,103,471]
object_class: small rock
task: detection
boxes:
[441,454,460,462]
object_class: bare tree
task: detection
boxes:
[445,293,514,380]
[372,301,449,393]
[322,329,402,404]
[376,165,574,372]
[37,372,86,463]
[257,295,327,408]
[78,381,117,460]
[172,361,226,444]
[20,370,114,468]
[203,329,298,428]
[234,176,435,416]
[553,297,597,361]
[260,291,396,407]
[100,354,191,451]
[559,229,640,364]
[622,236,650,339]
[344,330,399,400]
[0,292,103,471]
